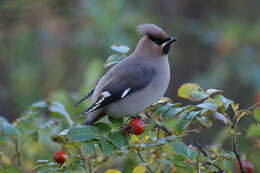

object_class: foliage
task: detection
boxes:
[0,45,259,173]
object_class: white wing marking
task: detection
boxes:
[121,88,131,98]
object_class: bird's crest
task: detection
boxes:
[137,23,169,40]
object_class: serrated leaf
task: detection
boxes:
[106,169,122,173]
[130,135,140,144]
[215,95,233,111]
[133,165,146,173]
[83,141,95,155]
[190,90,209,101]
[206,89,223,95]
[36,160,49,164]
[156,103,175,115]
[196,116,212,127]
[94,122,112,132]
[28,130,39,142]
[247,124,260,137]
[108,131,125,148]
[0,121,17,136]
[68,126,100,142]
[177,83,200,99]
[2,163,20,173]
[254,108,260,122]
[49,102,73,126]
[164,106,192,118]
[100,137,114,155]
[210,112,229,124]
[31,101,48,109]
[197,102,217,111]
[61,156,78,169]
[176,111,200,134]
[157,97,171,103]
[108,116,123,127]
[111,44,130,54]
[173,142,198,160]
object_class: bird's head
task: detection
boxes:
[134,24,176,56]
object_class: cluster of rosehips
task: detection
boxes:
[53,118,146,164]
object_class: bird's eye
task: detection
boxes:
[148,35,167,45]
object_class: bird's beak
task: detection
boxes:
[162,37,176,54]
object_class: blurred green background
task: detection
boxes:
[1,0,260,141]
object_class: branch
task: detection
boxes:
[145,113,171,136]
[14,139,21,169]
[231,114,244,173]
[136,149,154,173]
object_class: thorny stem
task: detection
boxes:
[14,139,21,169]
[231,114,244,173]
[136,149,154,173]
[156,127,160,140]
[145,113,171,136]
[79,147,92,172]
[196,153,200,173]
[91,156,109,173]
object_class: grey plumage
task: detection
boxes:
[75,24,176,125]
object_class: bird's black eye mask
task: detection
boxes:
[148,34,170,45]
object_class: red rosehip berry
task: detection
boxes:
[129,118,145,135]
[53,151,69,164]
[255,92,260,108]
[236,160,254,173]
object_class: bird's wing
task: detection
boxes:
[79,63,155,116]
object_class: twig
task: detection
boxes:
[232,135,244,173]
[202,162,224,173]
[156,127,160,140]
[136,149,154,173]
[91,156,109,173]
[14,139,21,169]
[79,147,92,172]
[145,113,171,136]
[196,153,200,173]
[231,115,244,173]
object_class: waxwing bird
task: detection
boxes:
[74,24,176,125]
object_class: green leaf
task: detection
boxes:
[173,142,198,160]
[155,103,175,115]
[177,83,200,99]
[100,137,114,155]
[0,121,17,136]
[108,116,123,127]
[164,105,194,118]
[133,165,147,173]
[104,54,126,68]
[215,95,233,111]
[49,102,74,126]
[176,111,200,134]
[83,141,95,155]
[31,100,48,109]
[196,116,212,127]
[28,130,39,142]
[197,102,217,111]
[61,156,79,169]
[68,126,100,142]
[210,112,229,124]
[247,124,260,137]
[253,108,260,122]
[206,89,223,95]
[190,90,209,101]
[111,44,130,54]
[94,122,112,132]
[108,131,125,148]
[2,163,20,173]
